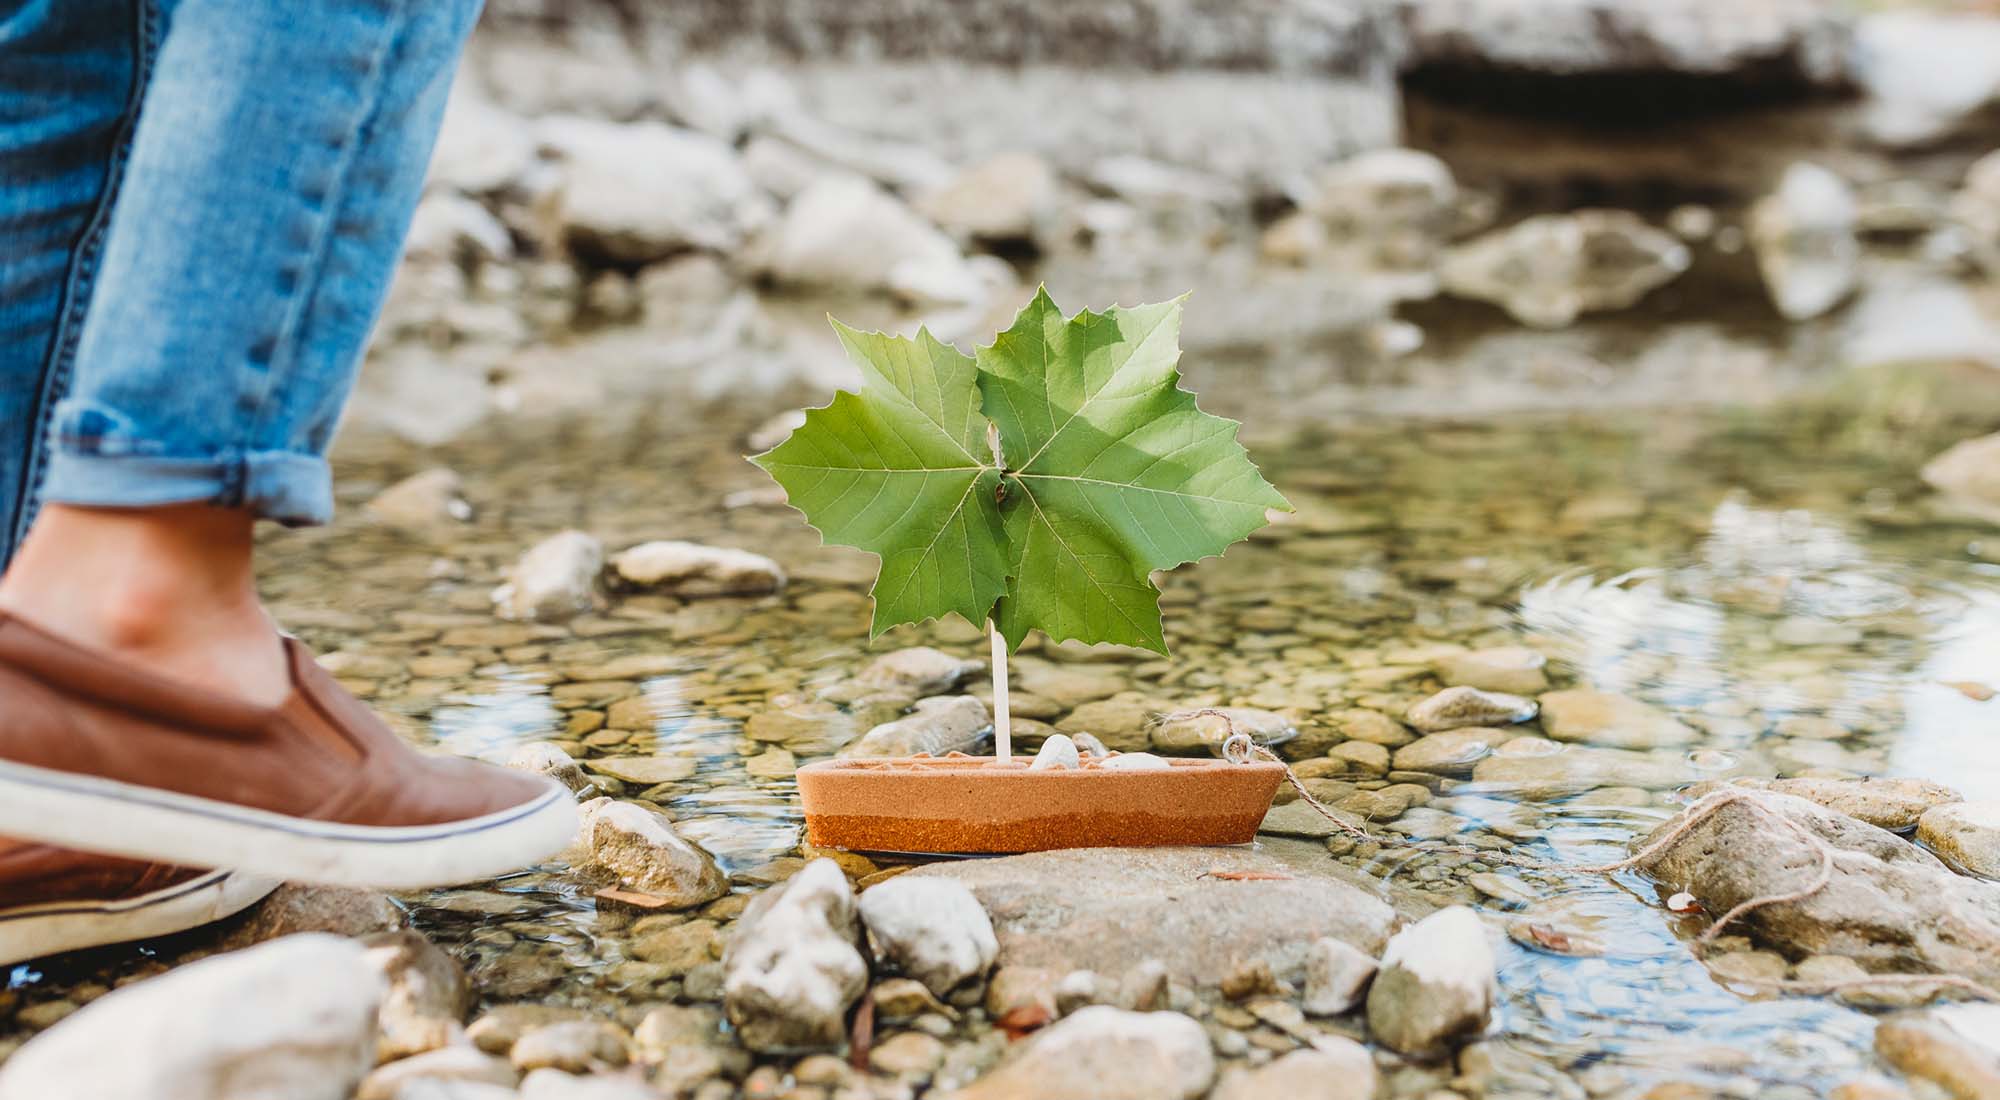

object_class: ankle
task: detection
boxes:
[0,503,268,657]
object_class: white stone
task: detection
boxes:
[540,116,772,263]
[1748,162,1859,321]
[845,647,986,698]
[956,1007,1214,1100]
[404,193,513,268]
[505,742,592,796]
[517,1068,666,1100]
[840,696,992,759]
[1854,13,2000,148]
[1302,936,1379,1017]
[1364,906,1496,1055]
[429,82,535,195]
[609,540,785,597]
[758,176,972,300]
[581,801,729,908]
[366,468,472,528]
[0,934,382,1100]
[859,877,999,998]
[1953,150,2000,277]
[1210,1044,1378,1100]
[493,530,603,623]
[723,859,869,1052]
[1922,432,2000,523]
[355,1046,516,1100]
[1030,733,1081,770]
[916,152,1060,243]
[1304,149,1455,236]
[1439,211,1689,328]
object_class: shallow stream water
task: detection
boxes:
[8,331,2000,1096]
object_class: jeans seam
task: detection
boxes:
[238,0,410,464]
[8,0,160,548]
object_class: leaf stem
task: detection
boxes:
[988,619,1011,763]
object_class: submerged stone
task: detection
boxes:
[1438,210,1689,329]
[1537,690,1696,750]
[1407,686,1538,733]
[839,695,991,758]
[1749,162,1859,321]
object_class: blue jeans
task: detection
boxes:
[0,0,481,567]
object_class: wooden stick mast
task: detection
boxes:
[989,620,1011,763]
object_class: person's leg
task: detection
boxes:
[0,0,276,962]
[0,0,482,706]
[0,0,577,890]
[0,0,151,566]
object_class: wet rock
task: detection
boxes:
[745,698,858,750]
[1069,731,1112,758]
[0,934,381,1100]
[1016,661,1129,708]
[905,846,1394,989]
[1087,155,1240,208]
[584,756,697,785]
[840,696,991,758]
[758,176,978,302]
[1472,743,1713,796]
[217,883,404,949]
[722,858,869,1052]
[1365,906,1496,1056]
[1055,695,1160,752]
[1407,687,1537,733]
[1328,708,1416,747]
[1432,646,1548,695]
[954,1006,1214,1100]
[1392,727,1514,774]
[363,930,472,1061]
[1302,936,1379,1017]
[1210,1042,1378,1100]
[579,801,729,908]
[541,117,771,263]
[1438,211,1689,329]
[518,1068,664,1100]
[859,877,998,998]
[1953,150,2000,276]
[355,1046,517,1100]
[1690,777,1960,831]
[506,742,593,796]
[1637,792,2000,981]
[1537,690,1696,750]
[1305,149,1455,240]
[1149,707,1295,756]
[1876,1005,2000,1099]
[871,978,955,1023]
[494,530,604,623]
[1259,799,1361,839]
[916,151,1059,245]
[837,647,985,699]
[607,541,785,597]
[510,1019,631,1073]
[1749,162,1858,321]
[466,1006,598,1057]
[1029,733,1080,770]
[1921,432,2000,523]
[1400,0,1848,88]
[1918,801,2000,877]
[366,468,473,527]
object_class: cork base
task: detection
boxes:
[796,755,1286,854]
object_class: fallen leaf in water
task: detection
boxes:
[995,1003,1051,1039]
[1507,916,1608,957]
[594,887,674,910]
[1941,680,1996,701]
[1203,870,1294,881]
[1667,891,1702,913]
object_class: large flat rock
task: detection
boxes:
[903,841,1401,988]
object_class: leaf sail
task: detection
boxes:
[979,290,1289,653]
[751,292,1288,654]
[752,323,1009,636]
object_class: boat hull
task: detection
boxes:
[796,755,1286,854]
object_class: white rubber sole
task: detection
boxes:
[0,760,580,891]
[0,870,278,967]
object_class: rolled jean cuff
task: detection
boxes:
[38,447,334,526]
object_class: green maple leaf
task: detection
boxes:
[752,290,1288,654]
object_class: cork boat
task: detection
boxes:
[796,752,1286,854]
[796,633,1286,855]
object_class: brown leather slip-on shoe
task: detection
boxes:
[0,613,578,890]
[0,839,277,966]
